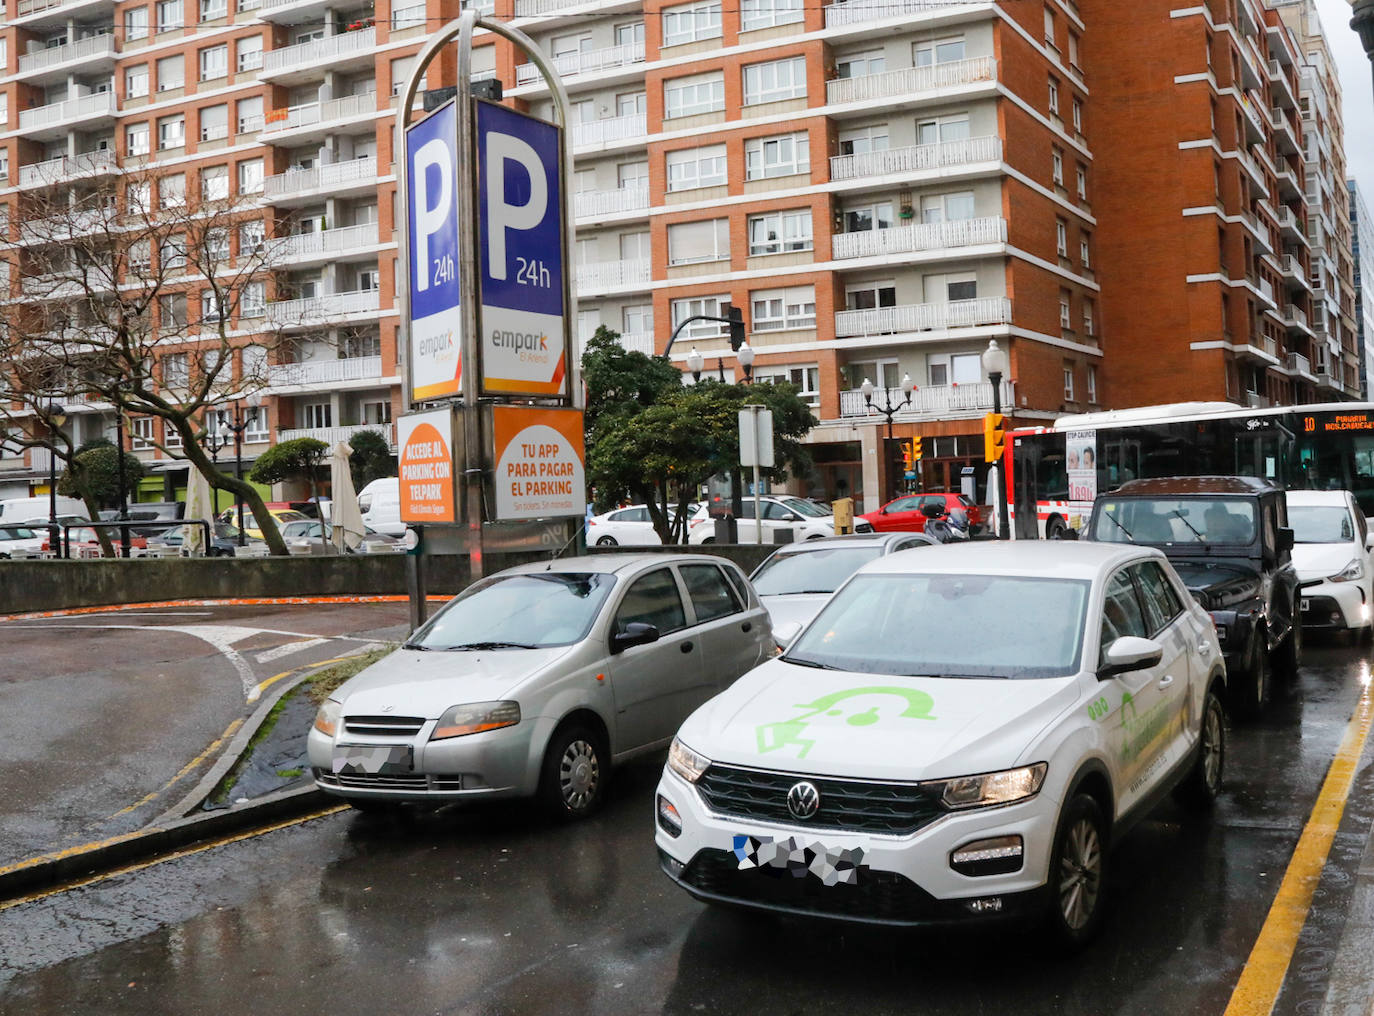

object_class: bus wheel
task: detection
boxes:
[1047,516,1068,540]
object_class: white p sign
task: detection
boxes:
[412,138,454,293]
[484,133,548,282]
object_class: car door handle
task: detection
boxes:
[1197,639,1211,656]
[681,642,694,653]
[1158,675,1175,688]
[741,621,752,632]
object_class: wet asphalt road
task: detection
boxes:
[2,637,1374,1014]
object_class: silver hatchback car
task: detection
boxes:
[308,554,772,819]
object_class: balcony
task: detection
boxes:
[832,216,1006,260]
[573,185,649,220]
[830,135,1001,183]
[514,0,631,16]
[1283,304,1312,336]
[824,0,970,28]
[575,258,650,293]
[834,297,1011,337]
[16,34,117,80]
[1286,351,1311,375]
[270,223,381,264]
[838,380,1014,419]
[1279,253,1310,291]
[263,156,378,202]
[258,0,348,22]
[1276,163,1302,201]
[260,92,377,139]
[264,290,381,331]
[18,150,117,188]
[13,0,107,23]
[1315,367,1341,389]
[1276,206,1306,244]
[1256,276,1277,309]
[581,331,654,355]
[260,28,376,80]
[18,92,117,137]
[269,353,383,388]
[1239,93,1266,144]
[1269,60,1297,109]
[571,113,646,150]
[277,423,395,448]
[516,41,645,86]
[1270,108,1299,155]
[827,57,996,106]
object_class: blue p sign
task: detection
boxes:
[405,100,462,401]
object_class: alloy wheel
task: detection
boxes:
[1059,817,1102,931]
[1202,703,1224,791]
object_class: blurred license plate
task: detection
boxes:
[1301,598,1311,612]
[333,744,413,775]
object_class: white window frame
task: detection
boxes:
[125,65,149,99]
[238,158,264,194]
[743,56,807,106]
[199,104,228,142]
[750,285,816,331]
[844,202,893,233]
[1056,218,1068,257]
[156,0,183,32]
[665,144,727,192]
[847,358,901,390]
[1060,291,1072,329]
[1073,97,1083,133]
[158,115,185,150]
[1084,299,1095,337]
[740,0,803,31]
[747,209,813,256]
[662,0,721,47]
[162,352,189,388]
[200,0,227,19]
[1052,147,1064,185]
[1080,234,1091,268]
[913,36,965,66]
[126,123,150,156]
[302,402,332,429]
[671,295,730,339]
[200,164,229,202]
[126,7,150,40]
[844,280,896,310]
[236,96,263,134]
[667,218,730,266]
[745,132,810,179]
[916,114,971,146]
[130,416,154,449]
[1087,363,1098,402]
[836,49,884,79]
[1076,164,1087,199]
[752,364,820,404]
[1043,5,1055,45]
[838,125,888,156]
[664,72,725,118]
[159,173,186,208]
[1063,363,1075,400]
[241,281,266,318]
[919,190,975,223]
[1048,76,1060,115]
[156,54,184,92]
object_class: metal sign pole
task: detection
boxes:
[454,13,484,581]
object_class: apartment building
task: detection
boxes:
[1353,179,1373,398]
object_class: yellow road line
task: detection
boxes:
[1224,673,1374,1016]
[106,718,245,820]
[246,652,361,703]
[0,805,348,913]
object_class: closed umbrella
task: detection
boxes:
[330,441,364,552]
[184,461,214,556]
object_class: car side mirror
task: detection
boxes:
[1098,635,1163,680]
[1276,527,1295,554]
[610,621,660,654]
[880,505,890,514]
[1365,530,1374,551]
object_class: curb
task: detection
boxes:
[0,650,380,903]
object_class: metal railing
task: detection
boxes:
[1286,351,1310,374]
[839,380,1013,418]
[832,215,1006,259]
[270,223,380,260]
[830,135,1000,181]
[264,291,381,331]
[277,423,396,447]
[575,258,651,292]
[269,352,383,386]
[834,297,1012,337]
[573,185,649,219]
[824,0,981,27]
[18,34,117,75]
[262,28,376,75]
[18,150,116,188]
[261,92,376,135]
[263,156,378,199]
[826,56,995,105]
[571,113,646,149]
[516,40,645,85]
[19,92,117,132]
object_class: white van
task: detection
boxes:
[0,496,88,524]
[358,478,404,536]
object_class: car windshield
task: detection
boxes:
[752,547,884,596]
[783,498,829,518]
[1091,498,1257,545]
[785,573,1090,679]
[1288,505,1355,544]
[408,573,615,650]
[0,527,36,539]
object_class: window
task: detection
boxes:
[125,65,149,99]
[752,365,819,405]
[662,0,721,47]
[623,304,653,336]
[1068,32,1081,69]
[665,144,727,192]
[747,209,812,255]
[838,125,888,156]
[919,191,975,223]
[1063,361,1075,399]
[1080,233,1091,268]
[615,22,645,46]
[1052,147,1064,185]
[680,564,743,623]
[671,295,729,339]
[126,123,150,156]
[922,272,977,301]
[199,44,227,81]
[1048,76,1060,115]
[1087,363,1098,402]
[836,50,884,79]
[915,114,970,146]
[241,281,265,317]
[926,352,980,387]
[619,231,650,261]
[751,285,816,331]
[1043,4,1055,46]
[844,202,893,232]
[302,402,332,429]
[236,36,262,72]
[125,7,149,40]
[390,56,413,97]
[238,158,263,194]
[1076,164,1087,200]
[741,0,802,31]
[551,32,591,61]
[160,173,185,208]
[199,104,228,142]
[130,417,154,450]
[156,0,183,32]
[616,91,647,116]
[913,37,966,65]
[241,343,268,383]
[159,294,187,331]
[615,569,687,634]
[743,57,807,105]
[745,132,810,179]
[129,239,152,271]
[158,115,185,150]
[845,358,901,390]
[159,233,187,271]
[1100,570,1148,652]
[1084,299,1095,336]
[201,289,226,324]
[1072,97,1083,133]
[1060,290,1072,329]
[200,165,229,202]
[200,0,227,18]
[664,72,724,118]
[1056,218,1068,256]
[156,55,184,92]
[845,281,896,310]
[236,96,263,134]
[618,161,648,188]
[361,398,391,425]
[244,404,269,442]
[667,218,729,265]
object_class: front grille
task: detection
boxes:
[696,764,945,836]
[343,715,426,736]
[314,769,463,793]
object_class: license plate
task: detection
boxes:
[732,833,866,887]
[333,743,413,775]
[1301,598,1311,612]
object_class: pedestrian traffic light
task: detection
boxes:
[983,412,1006,463]
[901,441,913,470]
[911,436,923,461]
[721,302,746,351]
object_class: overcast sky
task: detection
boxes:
[1314,0,1373,203]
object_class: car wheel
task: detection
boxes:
[1277,599,1302,681]
[700,537,715,545]
[539,723,607,821]
[1046,516,1068,540]
[1174,687,1226,812]
[1046,793,1108,949]
[1237,625,1271,718]
[595,535,618,547]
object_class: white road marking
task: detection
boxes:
[254,638,330,664]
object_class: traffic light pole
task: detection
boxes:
[662,307,746,361]
[989,374,1009,539]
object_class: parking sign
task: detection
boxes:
[405,100,463,403]
[475,101,569,399]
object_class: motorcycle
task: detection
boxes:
[921,501,970,543]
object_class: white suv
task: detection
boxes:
[655,541,1226,946]
[688,495,872,544]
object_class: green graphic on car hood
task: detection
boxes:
[756,685,937,759]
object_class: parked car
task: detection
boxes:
[688,495,872,544]
[358,478,405,537]
[119,502,185,537]
[656,541,1226,945]
[860,492,984,535]
[587,504,702,547]
[0,496,86,523]
[280,520,403,554]
[41,527,148,557]
[217,505,310,541]
[1286,489,1374,635]
[1086,476,1301,715]
[0,526,45,559]
[147,522,264,557]
[749,532,938,644]
[308,553,773,818]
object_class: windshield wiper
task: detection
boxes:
[1103,510,1134,540]
[1170,509,1206,543]
[404,643,432,651]
[782,655,838,670]
[443,641,539,651]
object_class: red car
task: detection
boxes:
[859,493,984,533]
[42,527,149,558]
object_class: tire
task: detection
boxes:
[1046,516,1068,541]
[700,537,715,545]
[595,535,618,547]
[1174,688,1226,812]
[538,724,607,821]
[1046,793,1109,949]
[1236,625,1271,718]
[1277,599,1302,682]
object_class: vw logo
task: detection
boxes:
[380,704,395,713]
[786,781,821,821]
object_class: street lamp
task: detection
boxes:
[686,347,704,383]
[200,412,230,528]
[981,338,1010,540]
[216,394,262,546]
[738,342,756,383]
[44,401,67,559]
[108,414,131,558]
[861,374,915,500]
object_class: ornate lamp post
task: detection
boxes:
[982,338,1010,539]
[737,342,756,382]
[216,394,262,546]
[686,347,704,383]
[44,401,67,558]
[200,413,230,529]
[861,374,914,501]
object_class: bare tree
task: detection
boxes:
[1,161,320,555]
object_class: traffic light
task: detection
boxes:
[911,436,923,462]
[901,441,913,470]
[721,302,746,351]
[983,413,1006,463]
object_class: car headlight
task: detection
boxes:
[1330,559,1364,583]
[667,737,711,784]
[313,699,341,737]
[430,701,520,740]
[932,762,1047,810]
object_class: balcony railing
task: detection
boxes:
[573,185,649,219]
[516,41,645,85]
[271,223,380,260]
[575,258,650,292]
[19,92,117,132]
[265,290,381,329]
[18,34,116,75]
[262,28,376,75]
[834,297,1011,337]
[830,135,1001,181]
[824,0,976,27]
[832,215,1006,259]
[277,423,395,448]
[827,57,996,106]
[839,380,1014,418]
[263,156,377,200]
[18,150,117,188]
[1284,304,1309,329]
[571,113,646,149]
[269,352,382,387]
[1286,351,1310,374]
[514,0,618,15]
[261,92,376,136]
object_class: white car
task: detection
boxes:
[655,541,1226,946]
[1287,489,1374,634]
[688,495,872,545]
[587,504,701,547]
[0,525,46,559]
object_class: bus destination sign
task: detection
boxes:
[1304,413,1374,433]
